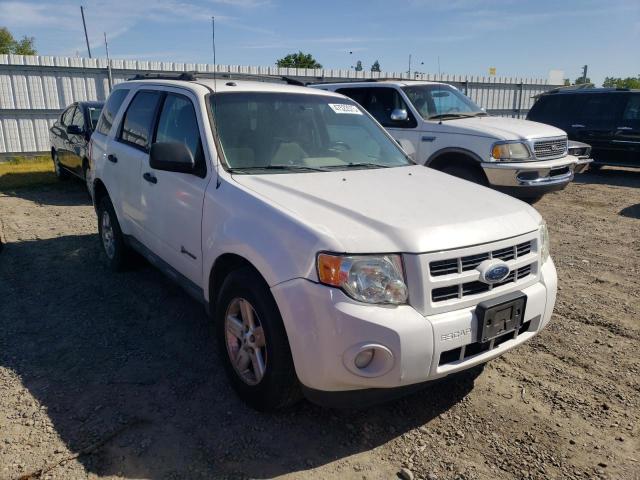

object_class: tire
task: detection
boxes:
[440,163,487,186]
[52,151,69,180]
[96,196,128,271]
[216,267,300,411]
[82,160,92,197]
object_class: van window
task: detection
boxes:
[96,89,129,136]
[155,94,202,162]
[118,91,161,151]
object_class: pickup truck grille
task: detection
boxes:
[533,137,567,159]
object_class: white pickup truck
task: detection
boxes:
[311,80,590,200]
[89,75,557,410]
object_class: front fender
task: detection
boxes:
[201,179,340,302]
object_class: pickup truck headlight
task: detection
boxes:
[491,141,532,161]
[317,253,408,304]
[539,220,550,264]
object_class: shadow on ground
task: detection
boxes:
[0,231,473,479]
[0,181,91,207]
[574,166,640,189]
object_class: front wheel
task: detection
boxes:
[439,163,487,186]
[52,151,69,180]
[216,267,300,411]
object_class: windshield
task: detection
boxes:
[402,85,485,120]
[209,92,412,173]
[87,106,103,131]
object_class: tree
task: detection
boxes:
[574,76,591,85]
[602,75,640,89]
[371,60,381,72]
[276,51,322,69]
[0,27,36,55]
[354,60,363,71]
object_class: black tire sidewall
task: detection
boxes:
[52,152,68,180]
[215,268,298,411]
[441,164,486,185]
[97,196,126,271]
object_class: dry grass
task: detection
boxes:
[0,156,56,190]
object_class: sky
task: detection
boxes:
[0,0,638,85]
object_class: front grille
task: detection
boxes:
[430,241,532,277]
[431,262,535,302]
[533,137,567,159]
[429,240,536,304]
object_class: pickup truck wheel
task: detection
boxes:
[97,196,128,271]
[83,162,92,197]
[216,268,300,411]
[52,151,69,180]
[440,163,487,186]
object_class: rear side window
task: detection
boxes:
[71,107,84,128]
[154,94,202,162]
[96,89,129,136]
[118,91,161,151]
[622,94,640,121]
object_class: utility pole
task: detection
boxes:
[104,32,113,92]
[408,54,412,77]
[80,6,92,58]
[582,64,588,84]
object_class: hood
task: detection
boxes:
[442,116,567,141]
[232,165,541,254]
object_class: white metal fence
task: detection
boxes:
[0,54,561,156]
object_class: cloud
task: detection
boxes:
[210,0,271,7]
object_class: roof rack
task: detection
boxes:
[128,72,196,81]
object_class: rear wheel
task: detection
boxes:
[216,267,300,411]
[97,196,128,271]
[52,151,69,180]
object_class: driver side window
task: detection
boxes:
[337,87,417,129]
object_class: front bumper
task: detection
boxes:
[482,155,582,196]
[271,258,557,405]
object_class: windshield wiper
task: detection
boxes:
[325,162,392,170]
[228,165,329,173]
[428,113,478,120]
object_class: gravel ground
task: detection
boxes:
[0,168,639,480]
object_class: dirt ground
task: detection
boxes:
[1,167,639,480]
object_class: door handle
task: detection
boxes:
[107,154,118,163]
[616,126,632,131]
[421,136,436,142]
[143,172,157,184]
[571,124,585,128]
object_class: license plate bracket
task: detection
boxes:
[476,291,527,343]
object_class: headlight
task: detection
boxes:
[539,220,550,264]
[491,141,532,161]
[317,253,408,304]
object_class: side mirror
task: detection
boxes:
[390,108,408,122]
[149,142,195,174]
[66,125,82,135]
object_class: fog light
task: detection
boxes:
[354,349,375,369]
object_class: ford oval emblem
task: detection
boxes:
[477,259,510,284]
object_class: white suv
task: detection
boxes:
[89,75,557,410]
[311,80,590,200]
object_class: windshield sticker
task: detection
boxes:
[328,103,362,115]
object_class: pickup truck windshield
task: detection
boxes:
[402,85,485,120]
[209,92,412,173]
